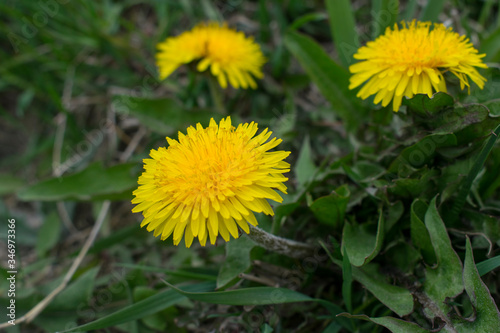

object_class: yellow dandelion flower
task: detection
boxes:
[349,21,488,111]
[132,117,290,247]
[156,22,266,89]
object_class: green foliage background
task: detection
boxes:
[0,0,500,332]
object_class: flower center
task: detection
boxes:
[159,127,259,205]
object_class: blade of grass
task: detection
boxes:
[164,280,355,331]
[372,0,399,38]
[289,12,328,31]
[284,30,361,130]
[325,0,360,68]
[258,0,271,42]
[476,255,500,276]
[115,263,218,281]
[338,314,429,333]
[479,0,497,27]
[401,0,418,20]
[59,282,215,332]
[163,281,311,305]
[200,0,221,21]
[420,0,445,22]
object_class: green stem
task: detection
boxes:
[246,225,314,259]
[208,75,226,114]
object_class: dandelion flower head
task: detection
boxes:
[156,22,266,89]
[349,20,487,111]
[132,117,290,247]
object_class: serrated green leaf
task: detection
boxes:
[403,92,454,116]
[423,196,463,318]
[60,282,215,332]
[453,111,500,146]
[217,237,256,289]
[410,199,436,265]
[454,238,500,331]
[389,134,457,174]
[388,168,439,198]
[484,99,500,116]
[348,161,386,183]
[338,314,429,333]
[405,98,500,144]
[112,95,218,134]
[351,264,414,317]
[433,104,490,135]
[310,184,350,229]
[295,135,316,188]
[284,30,360,129]
[342,210,384,267]
[17,162,139,201]
[425,104,500,149]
